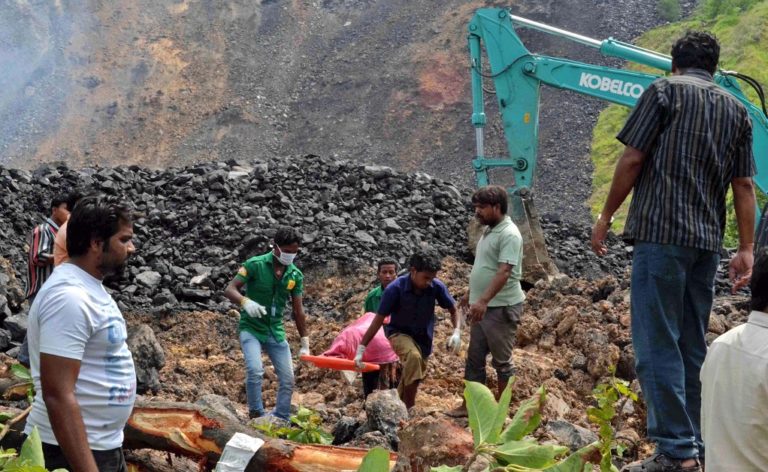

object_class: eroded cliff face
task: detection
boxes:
[0,0,688,222]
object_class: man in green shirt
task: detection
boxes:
[363,258,398,314]
[448,185,524,418]
[224,227,309,421]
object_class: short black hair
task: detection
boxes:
[408,250,441,273]
[274,226,301,247]
[50,193,69,210]
[471,185,508,214]
[67,195,134,257]
[752,248,768,311]
[66,190,84,211]
[377,258,398,272]
[671,31,720,74]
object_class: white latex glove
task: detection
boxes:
[354,344,366,370]
[446,328,461,355]
[241,298,266,318]
[299,337,310,357]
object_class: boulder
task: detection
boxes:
[127,324,165,394]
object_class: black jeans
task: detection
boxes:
[41,442,127,472]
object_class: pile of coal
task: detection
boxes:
[0,155,472,314]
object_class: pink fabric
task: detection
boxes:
[322,312,398,364]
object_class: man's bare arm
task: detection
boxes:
[730,176,756,292]
[40,353,98,472]
[223,277,247,305]
[360,314,387,348]
[292,295,307,338]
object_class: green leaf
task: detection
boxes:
[316,430,334,445]
[490,440,568,468]
[0,412,14,423]
[19,426,45,467]
[542,443,602,472]
[465,381,501,447]
[430,467,463,472]
[501,386,546,442]
[491,380,513,443]
[4,466,49,472]
[11,364,31,382]
[358,447,391,472]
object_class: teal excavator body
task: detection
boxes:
[468,8,768,282]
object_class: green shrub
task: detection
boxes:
[699,0,762,19]
[253,406,333,445]
[0,427,67,471]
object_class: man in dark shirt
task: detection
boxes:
[355,250,459,409]
[592,31,756,472]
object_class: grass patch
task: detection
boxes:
[658,0,682,21]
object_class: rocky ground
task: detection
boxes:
[0,157,754,470]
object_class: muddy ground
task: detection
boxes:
[122,256,751,469]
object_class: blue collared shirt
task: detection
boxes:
[378,274,455,357]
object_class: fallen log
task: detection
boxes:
[125,400,397,471]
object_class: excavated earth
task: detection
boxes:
[0,156,754,470]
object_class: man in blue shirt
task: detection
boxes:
[355,250,460,409]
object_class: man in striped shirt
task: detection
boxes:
[592,32,756,472]
[25,194,72,301]
[20,192,80,367]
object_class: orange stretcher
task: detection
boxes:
[300,355,380,373]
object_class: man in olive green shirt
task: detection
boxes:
[224,227,309,421]
[448,185,524,417]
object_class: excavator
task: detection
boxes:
[467,7,768,283]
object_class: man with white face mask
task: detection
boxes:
[224,226,309,422]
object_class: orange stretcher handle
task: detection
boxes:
[300,355,380,373]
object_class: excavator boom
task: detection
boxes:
[468,8,768,283]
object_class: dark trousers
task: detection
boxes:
[41,442,127,472]
[362,371,380,397]
[464,304,522,386]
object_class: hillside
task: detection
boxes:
[589,0,768,241]
[1,0,692,224]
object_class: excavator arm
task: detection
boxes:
[468,8,768,282]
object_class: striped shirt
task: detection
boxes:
[618,68,756,252]
[26,218,59,299]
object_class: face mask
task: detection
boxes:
[276,250,297,266]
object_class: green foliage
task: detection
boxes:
[500,385,545,442]
[11,364,34,404]
[431,380,604,472]
[465,379,511,447]
[11,365,31,383]
[0,427,67,472]
[253,407,333,445]
[587,369,638,471]
[658,0,682,21]
[357,447,392,472]
[698,0,762,19]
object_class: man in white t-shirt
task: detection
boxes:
[25,195,137,472]
[701,247,768,471]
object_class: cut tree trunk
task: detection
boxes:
[125,400,397,471]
